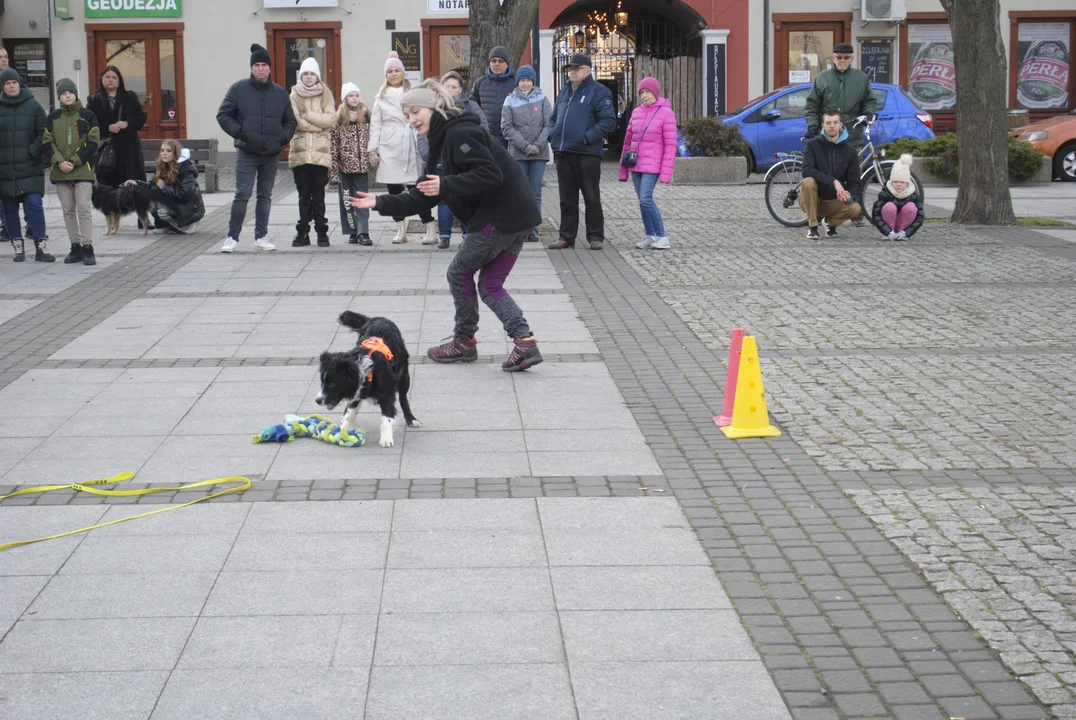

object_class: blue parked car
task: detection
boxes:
[718,83,936,173]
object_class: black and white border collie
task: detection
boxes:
[315,311,420,447]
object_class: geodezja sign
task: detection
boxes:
[85,0,182,17]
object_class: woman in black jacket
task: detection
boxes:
[86,66,147,191]
[351,80,543,372]
[126,139,204,233]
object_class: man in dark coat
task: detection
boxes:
[804,43,877,147]
[545,54,617,251]
[799,110,862,240]
[0,68,51,262]
[216,43,297,253]
[471,46,516,148]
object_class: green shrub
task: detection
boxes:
[681,117,751,158]
[880,134,1044,181]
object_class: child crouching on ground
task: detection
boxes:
[331,82,372,246]
[872,153,924,241]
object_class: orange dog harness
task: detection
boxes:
[359,337,394,381]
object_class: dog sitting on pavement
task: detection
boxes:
[315,310,420,448]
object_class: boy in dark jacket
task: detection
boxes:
[43,78,100,265]
[351,81,543,372]
[799,110,861,239]
[871,154,923,241]
[215,44,297,253]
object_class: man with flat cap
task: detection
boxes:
[545,54,616,251]
[804,43,877,147]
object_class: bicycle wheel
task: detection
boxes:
[859,161,927,219]
[765,160,809,227]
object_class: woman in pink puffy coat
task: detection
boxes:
[618,77,678,250]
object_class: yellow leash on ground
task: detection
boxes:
[0,471,251,551]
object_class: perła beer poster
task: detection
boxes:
[907,24,956,111]
[1017,23,1069,110]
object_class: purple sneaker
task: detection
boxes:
[502,338,543,372]
[427,334,478,363]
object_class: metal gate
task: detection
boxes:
[552,20,702,146]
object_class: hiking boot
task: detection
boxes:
[805,226,820,240]
[502,337,543,372]
[292,231,310,247]
[357,233,373,246]
[438,236,450,250]
[82,245,96,266]
[427,334,478,363]
[316,231,330,247]
[34,238,55,263]
[547,238,572,250]
[11,238,25,262]
[64,243,84,264]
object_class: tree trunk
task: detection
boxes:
[468,0,541,92]
[939,0,1016,224]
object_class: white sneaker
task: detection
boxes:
[636,236,656,249]
[220,237,238,253]
[255,236,276,251]
[652,236,670,250]
[391,221,407,244]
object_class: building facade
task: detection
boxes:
[0,0,1071,147]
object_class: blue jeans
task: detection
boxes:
[438,201,466,238]
[517,159,546,235]
[631,172,665,237]
[3,194,46,241]
[228,150,278,240]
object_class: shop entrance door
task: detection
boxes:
[424,22,471,86]
[89,26,185,139]
[773,14,851,89]
[266,23,342,159]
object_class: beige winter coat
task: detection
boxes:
[288,86,336,169]
[368,86,421,185]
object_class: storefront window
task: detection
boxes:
[439,34,470,87]
[9,41,51,109]
[105,39,149,103]
[159,38,177,122]
[787,31,834,84]
[1015,22,1071,110]
[906,23,956,111]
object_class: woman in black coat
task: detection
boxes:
[86,65,147,188]
[125,139,204,233]
[350,80,543,372]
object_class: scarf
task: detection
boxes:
[886,180,916,200]
[295,81,324,99]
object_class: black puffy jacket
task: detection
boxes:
[375,112,540,234]
[0,88,47,198]
[472,69,516,146]
[216,75,297,156]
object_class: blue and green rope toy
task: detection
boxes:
[252,414,365,447]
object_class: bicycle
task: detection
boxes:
[764,115,926,228]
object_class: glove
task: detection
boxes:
[525,144,539,156]
[895,231,908,240]
[887,231,898,240]
[805,127,820,139]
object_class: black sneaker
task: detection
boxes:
[438,237,450,250]
[292,232,310,247]
[316,231,330,247]
[348,233,359,245]
[825,224,838,238]
[502,338,543,372]
[357,233,373,247]
[806,226,820,239]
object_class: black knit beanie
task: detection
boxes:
[56,78,78,99]
[488,46,510,62]
[0,68,20,87]
[250,44,271,67]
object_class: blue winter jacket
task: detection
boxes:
[546,74,617,157]
[472,66,516,147]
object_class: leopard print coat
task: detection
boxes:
[330,116,370,183]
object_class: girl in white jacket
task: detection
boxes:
[289,57,336,247]
[367,52,436,244]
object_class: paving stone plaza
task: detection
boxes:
[1,163,1074,719]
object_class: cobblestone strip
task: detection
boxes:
[26,353,604,370]
[545,244,1051,720]
[0,171,295,392]
[0,475,670,505]
[851,485,1076,719]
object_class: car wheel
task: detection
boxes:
[1055,143,1076,182]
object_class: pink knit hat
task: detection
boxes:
[384,51,405,75]
[637,77,661,97]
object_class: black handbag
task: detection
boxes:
[620,110,659,169]
[94,98,122,172]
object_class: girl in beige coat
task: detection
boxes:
[368,52,435,244]
[289,57,336,247]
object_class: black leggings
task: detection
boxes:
[294,164,329,233]
[386,184,434,223]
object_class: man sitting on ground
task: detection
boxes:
[798,109,861,239]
